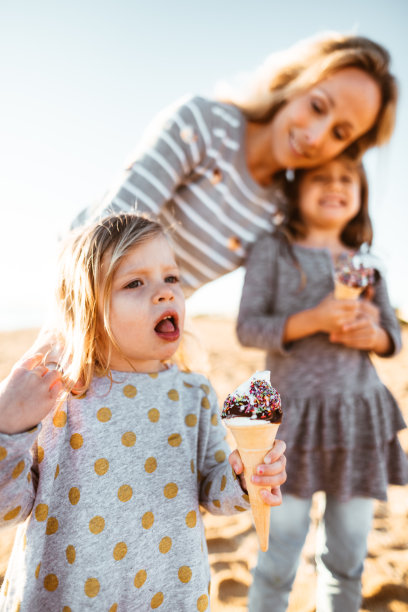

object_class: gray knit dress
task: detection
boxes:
[237,233,408,501]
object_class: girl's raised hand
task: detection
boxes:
[0,354,63,435]
[229,439,287,506]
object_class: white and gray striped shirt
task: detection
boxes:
[73,96,280,294]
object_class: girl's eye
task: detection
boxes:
[165,275,179,284]
[125,279,143,289]
[311,98,325,114]
[340,175,353,183]
[311,174,327,182]
[333,127,347,141]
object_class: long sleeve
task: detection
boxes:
[237,234,289,355]
[372,273,402,356]
[72,96,209,225]
[197,384,249,515]
[0,426,40,528]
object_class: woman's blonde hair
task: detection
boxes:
[55,212,165,395]
[217,31,397,157]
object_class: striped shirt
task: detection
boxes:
[73,96,280,294]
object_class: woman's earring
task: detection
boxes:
[285,168,295,181]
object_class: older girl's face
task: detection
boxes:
[268,67,381,171]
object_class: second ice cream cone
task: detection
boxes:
[226,420,280,551]
[334,280,363,300]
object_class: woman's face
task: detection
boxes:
[268,67,381,171]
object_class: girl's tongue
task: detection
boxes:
[155,318,175,333]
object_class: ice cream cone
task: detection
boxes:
[334,280,363,300]
[226,419,280,551]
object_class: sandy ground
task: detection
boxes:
[1,319,408,611]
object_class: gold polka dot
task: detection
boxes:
[0,446,7,461]
[12,460,25,479]
[113,542,127,561]
[118,485,133,502]
[185,510,197,528]
[63,607,72,612]
[151,592,164,608]
[109,605,118,612]
[35,504,48,522]
[178,566,192,583]
[200,384,210,394]
[144,457,157,473]
[185,414,197,427]
[35,563,41,579]
[53,410,67,427]
[68,487,80,505]
[159,537,172,553]
[27,472,32,483]
[234,505,246,512]
[97,407,112,422]
[148,408,160,423]
[89,516,105,534]
[214,450,226,463]
[84,577,100,598]
[183,381,193,388]
[66,545,76,564]
[134,569,147,588]
[37,446,44,463]
[211,414,218,426]
[220,475,227,491]
[213,499,221,508]
[123,384,137,398]
[70,433,83,449]
[141,512,154,529]
[163,483,178,499]
[242,493,249,503]
[46,517,59,535]
[201,397,210,410]
[168,433,181,447]
[121,431,136,447]
[168,389,179,401]
[197,593,209,611]
[94,458,109,476]
[149,372,158,379]
[3,506,21,521]
[44,573,59,592]
[190,459,195,473]
[54,464,60,479]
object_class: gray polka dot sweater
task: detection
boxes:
[0,366,249,611]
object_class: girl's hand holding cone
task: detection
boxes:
[229,440,287,506]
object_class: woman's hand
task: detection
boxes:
[0,354,63,435]
[229,439,287,506]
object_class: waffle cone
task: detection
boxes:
[334,280,363,300]
[226,420,280,551]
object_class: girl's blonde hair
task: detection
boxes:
[55,212,165,395]
[217,32,397,158]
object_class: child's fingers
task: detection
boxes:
[229,449,244,475]
[43,369,63,390]
[15,353,45,371]
[263,439,286,464]
[260,486,282,506]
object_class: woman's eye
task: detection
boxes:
[165,275,179,284]
[311,174,327,182]
[311,99,324,114]
[333,127,347,141]
[125,279,143,289]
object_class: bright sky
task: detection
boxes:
[1,0,407,330]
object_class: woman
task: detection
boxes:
[73,32,397,295]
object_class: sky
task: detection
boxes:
[0,0,407,330]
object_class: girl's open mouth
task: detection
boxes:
[154,312,180,342]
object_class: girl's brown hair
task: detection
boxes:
[55,213,165,395]
[218,32,397,158]
[281,155,372,248]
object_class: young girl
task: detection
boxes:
[0,213,286,611]
[236,155,408,612]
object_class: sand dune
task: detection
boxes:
[1,320,407,611]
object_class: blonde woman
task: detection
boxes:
[74,32,397,295]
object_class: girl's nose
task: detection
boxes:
[153,285,175,304]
